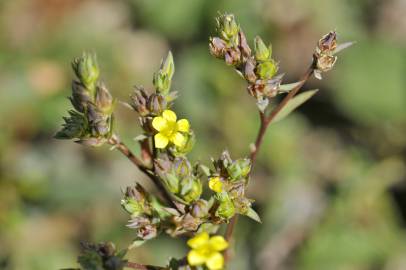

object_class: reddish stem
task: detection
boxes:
[224,66,315,263]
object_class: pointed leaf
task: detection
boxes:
[245,207,261,223]
[278,80,304,92]
[333,41,355,54]
[271,89,319,124]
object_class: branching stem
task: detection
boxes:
[224,64,315,263]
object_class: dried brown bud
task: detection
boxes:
[318,31,337,54]
[316,54,337,72]
[147,94,167,115]
[238,31,251,60]
[224,48,241,66]
[209,37,227,59]
[130,87,149,116]
[244,57,257,83]
[70,81,92,113]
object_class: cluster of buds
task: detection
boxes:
[209,13,251,67]
[210,14,291,112]
[121,184,159,241]
[77,242,127,270]
[55,53,115,146]
[313,31,347,80]
[128,53,194,156]
[154,155,202,204]
[207,151,259,222]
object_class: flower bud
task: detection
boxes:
[238,31,251,60]
[130,87,149,116]
[190,199,209,218]
[70,81,92,113]
[224,48,241,66]
[147,94,167,115]
[180,177,202,203]
[173,157,191,178]
[256,60,278,80]
[209,37,227,59]
[215,193,235,219]
[121,197,143,216]
[153,71,171,94]
[317,31,337,54]
[87,103,110,136]
[216,13,239,42]
[153,52,175,95]
[254,36,271,62]
[244,58,257,83]
[95,83,114,114]
[316,54,337,72]
[226,159,251,180]
[161,51,175,80]
[71,52,99,90]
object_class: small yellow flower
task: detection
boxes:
[208,176,223,193]
[187,232,228,270]
[152,110,190,149]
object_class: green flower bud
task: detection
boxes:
[256,60,278,80]
[153,71,171,94]
[173,157,191,178]
[171,132,195,156]
[153,51,175,95]
[180,177,202,203]
[162,51,175,80]
[254,36,271,62]
[121,184,149,217]
[121,197,143,216]
[216,13,239,42]
[166,173,181,194]
[147,94,167,115]
[215,192,235,219]
[71,52,100,91]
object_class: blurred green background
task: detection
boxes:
[1,0,406,269]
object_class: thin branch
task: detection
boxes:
[224,64,315,263]
[126,261,165,270]
[108,134,180,211]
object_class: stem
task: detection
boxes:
[126,262,165,270]
[108,134,179,211]
[224,65,315,263]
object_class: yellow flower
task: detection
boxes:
[152,110,190,149]
[187,232,228,270]
[208,176,223,193]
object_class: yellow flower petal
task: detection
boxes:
[206,252,224,270]
[162,109,177,122]
[171,132,186,147]
[154,133,169,148]
[176,119,190,133]
[187,232,209,249]
[208,177,223,193]
[187,250,206,266]
[209,236,228,251]
[152,116,167,132]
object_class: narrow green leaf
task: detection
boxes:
[271,89,319,124]
[279,80,304,92]
[245,207,261,223]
